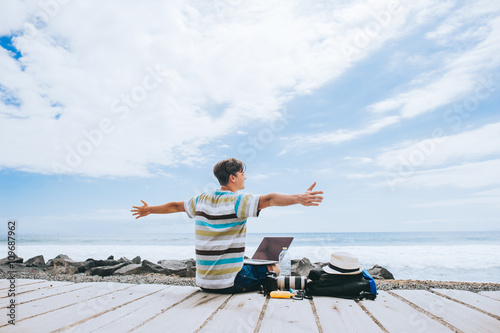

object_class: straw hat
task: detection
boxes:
[323,252,363,275]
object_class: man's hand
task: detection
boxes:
[131,200,150,219]
[257,182,324,209]
[131,200,185,218]
[297,182,324,206]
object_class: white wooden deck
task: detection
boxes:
[1,279,499,332]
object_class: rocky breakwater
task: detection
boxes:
[0,255,393,281]
[0,254,197,278]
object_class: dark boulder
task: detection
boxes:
[77,261,96,273]
[113,264,143,275]
[291,258,315,277]
[141,260,166,274]
[157,259,196,277]
[80,259,121,274]
[367,265,395,280]
[0,263,45,274]
[47,254,92,273]
[0,254,23,265]
[118,257,133,265]
[107,255,114,260]
[47,254,79,267]
[88,263,128,277]
[87,259,120,267]
[46,265,78,275]
[132,256,141,264]
[25,255,46,267]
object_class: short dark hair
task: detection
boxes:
[213,158,246,186]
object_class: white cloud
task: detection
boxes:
[413,196,500,208]
[0,0,348,176]
[344,156,373,164]
[345,123,500,190]
[402,219,454,225]
[425,0,496,44]
[280,115,400,154]
[369,4,500,118]
[0,2,30,35]
[251,173,277,181]
[343,171,383,179]
[0,0,454,177]
[414,187,500,208]
[375,122,500,170]
[280,2,500,155]
[383,159,500,189]
[474,188,500,197]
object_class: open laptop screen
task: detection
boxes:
[252,236,294,260]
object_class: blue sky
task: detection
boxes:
[1,0,499,235]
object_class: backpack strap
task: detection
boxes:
[362,269,377,295]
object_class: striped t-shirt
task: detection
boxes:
[184,191,261,289]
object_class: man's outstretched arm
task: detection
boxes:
[258,182,324,210]
[131,200,185,219]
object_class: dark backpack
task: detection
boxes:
[306,268,377,300]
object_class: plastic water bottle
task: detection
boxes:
[279,247,291,276]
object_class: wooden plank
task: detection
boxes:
[0,279,46,290]
[15,283,93,305]
[64,285,199,332]
[479,291,500,301]
[0,280,64,297]
[17,280,73,293]
[258,297,320,333]
[362,291,452,332]
[16,279,51,285]
[393,290,500,333]
[432,289,500,317]
[132,291,231,332]
[1,281,95,326]
[0,281,79,308]
[0,280,11,289]
[313,296,383,332]
[1,283,162,332]
[0,281,134,329]
[198,291,266,332]
[0,281,74,299]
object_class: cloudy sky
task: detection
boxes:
[1,0,499,235]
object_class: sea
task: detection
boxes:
[3,231,499,283]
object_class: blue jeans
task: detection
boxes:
[201,264,269,294]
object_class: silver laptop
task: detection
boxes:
[244,237,294,265]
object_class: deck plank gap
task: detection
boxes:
[355,299,390,333]
[20,284,94,305]
[128,290,200,332]
[387,290,464,333]
[430,289,500,321]
[0,284,135,328]
[194,294,233,333]
[309,298,324,333]
[52,288,165,333]
[0,280,46,290]
[253,295,269,333]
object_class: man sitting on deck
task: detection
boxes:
[131,158,323,293]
